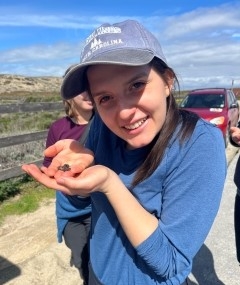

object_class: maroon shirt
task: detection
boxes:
[43,116,87,167]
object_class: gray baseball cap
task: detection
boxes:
[61,19,167,99]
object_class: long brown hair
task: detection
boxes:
[131,58,199,188]
[63,99,76,117]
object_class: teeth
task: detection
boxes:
[125,118,147,130]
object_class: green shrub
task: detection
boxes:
[0,177,23,202]
[0,175,55,224]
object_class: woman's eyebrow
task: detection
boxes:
[127,72,148,83]
[91,91,107,98]
[91,71,149,97]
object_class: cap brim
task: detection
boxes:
[61,49,156,100]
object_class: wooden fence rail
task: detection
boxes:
[0,131,48,148]
[0,102,63,114]
[0,132,47,181]
[0,159,43,182]
[0,102,63,181]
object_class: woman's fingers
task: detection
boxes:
[22,164,92,196]
[22,163,114,197]
[43,140,94,177]
[44,139,85,157]
[22,164,68,192]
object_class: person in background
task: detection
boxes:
[23,19,226,285]
[230,123,240,265]
[43,65,94,285]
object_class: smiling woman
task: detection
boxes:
[22,19,227,285]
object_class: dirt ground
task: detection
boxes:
[0,199,82,285]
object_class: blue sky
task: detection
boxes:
[0,0,239,90]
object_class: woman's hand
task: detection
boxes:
[22,139,95,193]
[54,165,116,196]
[43,139,94,178]
[230,126,240,145]
[22,163,116,196]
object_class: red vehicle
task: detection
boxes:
[179,88,239,147]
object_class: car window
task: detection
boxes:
[227,91,233,107]
[180,93,225,108]
[227,90,237,107]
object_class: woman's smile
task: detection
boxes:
[123,116,148,130]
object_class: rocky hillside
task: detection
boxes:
[0,74,62,94]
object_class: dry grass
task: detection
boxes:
[0,141,45,171]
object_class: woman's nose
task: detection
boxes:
[117,102,136,120]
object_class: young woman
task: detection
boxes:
[43,83,93,285]
[22,19,226,285]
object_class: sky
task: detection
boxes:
[0,0,239,90]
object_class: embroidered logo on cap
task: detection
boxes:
[81,25,124,62]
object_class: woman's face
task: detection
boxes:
[87,64,172,149]
[72,91,93,112]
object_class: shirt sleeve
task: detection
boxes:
[42,123,58,167]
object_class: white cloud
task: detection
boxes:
[155,3,240,89]
[0,3,239,90]
[0,42,82,62]
[163,4,240,39]
[0,13,130,29]
[0,42,85,77]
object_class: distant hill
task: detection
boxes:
[0,74,239,100]
[0,74,62,94]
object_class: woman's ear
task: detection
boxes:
[165,70,174,97]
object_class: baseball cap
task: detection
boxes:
[61,19,167,100]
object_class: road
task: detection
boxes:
[188,144,239,284]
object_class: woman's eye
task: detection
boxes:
[132,81,146,90]
[99,95,111,104]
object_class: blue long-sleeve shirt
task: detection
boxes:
[86,114,226,284]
